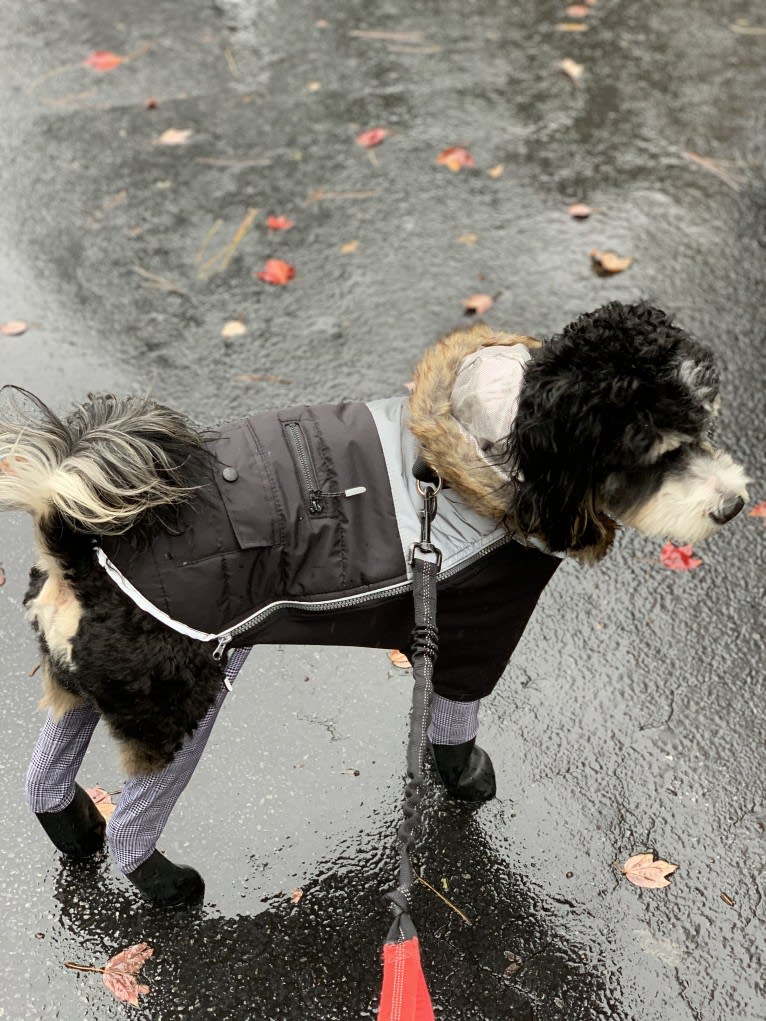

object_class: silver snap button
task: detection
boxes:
[222,466,239,482]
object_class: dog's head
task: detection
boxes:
[508,301,749,557]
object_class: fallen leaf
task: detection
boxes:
[340,239,359,253]
[748,500,766,518]
[154,128,192,146]
[266,215,295,231]
[660,542,702,571]
[236,372,292,384]
[720,891,735,906]
[436,146,476,172]
[566,4,591,15]
[462,293,494,316]
[503,951,524,976]
[145,97,159,109]
[487,164,504,178]
[590,248,633,274]
[101,943,153,1006]
[221,320,247,338]
[560,58,584,84]
[82,50,124,72]
[306,81,321,92]
[102,190,128,211]
[105,943,154,975]
[356,127,388,148]
[619,853,679,889]
[256,259,295,285]
[556,21,588,31]
[0,320,29,336]
[388,649,412,669]
[457,232,479,246]
[290,889,303,904]
[568,202,593,218]
[86,786,116,820]
[0,565,5,586]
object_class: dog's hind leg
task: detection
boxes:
[107,648,250,907]
[26,702,106,857]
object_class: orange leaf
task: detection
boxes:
[748,500,766,518]
[145,97,159,110]
[340,240,359,253]
[590,248,633,274]
[82,50,124,72]
[487,164,504,178]
[462,293,494,316]
[388,649,412,669]
[256,259,295,285]
[566,4,591,15]
[568,202,593,218]
[660,542,703,571]
[266,215,295,231]
[290,889,303,904]
[556,21,588,31]
[620,853,679,889]
[356,127,388,148]
[436,146,476,172]
[0,320,29,336]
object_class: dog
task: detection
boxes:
[0,301,749,905]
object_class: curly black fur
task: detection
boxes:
[507,301,719,553]
[25,527,224,772]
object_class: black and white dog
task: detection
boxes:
[0,301,749,905]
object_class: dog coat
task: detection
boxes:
[97,327,561,701]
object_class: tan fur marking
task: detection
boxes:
[116,736,168,777]
[38,660,84,718]
[409,325,539,523]
[25,552,84,668]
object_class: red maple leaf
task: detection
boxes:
[748,500,766,518]
[436,146,476,172]
[266,215,295,231]
[82,50,124,72]
[356,127,388,148]
[659,542,703,571]
[256,259,295,285]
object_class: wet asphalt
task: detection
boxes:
[0,1,764,1019]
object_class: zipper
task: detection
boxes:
[284,420,366,515]
[211,532,513,660]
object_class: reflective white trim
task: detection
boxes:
[95,546,219,642]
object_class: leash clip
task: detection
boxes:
[408,540,442,570]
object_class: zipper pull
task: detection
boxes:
[309,490,324,514]
[212,634,232,662]
[342,486,366,498]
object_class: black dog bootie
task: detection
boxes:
[35,783,106,858]
[126,850,205,907]
[429,737,497,802]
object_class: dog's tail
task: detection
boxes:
[0,387,211,535]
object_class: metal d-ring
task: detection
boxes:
[416,475,443,497]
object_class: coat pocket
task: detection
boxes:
[210,420,281,549]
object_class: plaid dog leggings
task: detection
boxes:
[25,647,479,874]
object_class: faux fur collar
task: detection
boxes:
[408,323,540,526]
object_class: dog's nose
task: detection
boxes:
[710,495,745,525]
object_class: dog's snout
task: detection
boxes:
[710,495,745,526]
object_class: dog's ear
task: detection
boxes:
[507,372,617,557]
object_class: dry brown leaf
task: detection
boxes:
[619,853,679,889]
[462,293,494,315]
[590,248,633,274]
[307,81,321,92]
[0,320,29,336]
[487,164,504,178]
[556,22,588,31]
[221,320,247,338]
[154,128,192,146]
[388,649,412,669]
[457,232,479,246]
[560,58,584,84]
[86,786,116,820]
[340,240,359,253]
[290,889,304,904]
